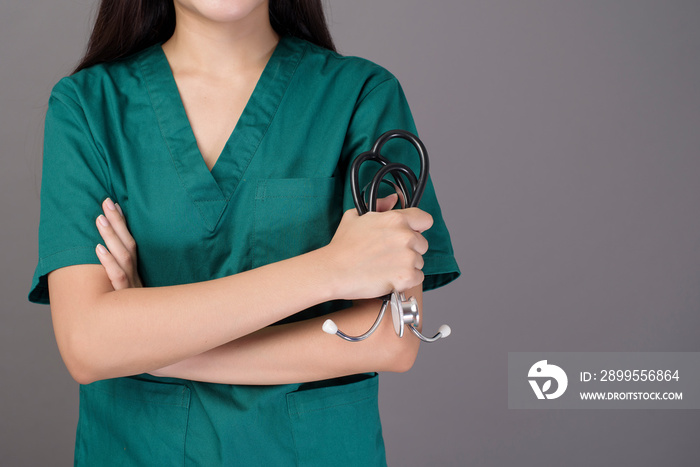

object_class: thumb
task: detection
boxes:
[375,193,399,212]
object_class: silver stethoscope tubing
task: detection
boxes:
[322,129,451,343]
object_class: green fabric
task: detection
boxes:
[77,373,384,466]
[29,35,460,465]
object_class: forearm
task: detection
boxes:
[49,248,336,384]
[50,201,432,385]
[152,289,423,385]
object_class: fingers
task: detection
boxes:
[95,244,130,290]
[330,203,432,298]
[95,198,141,289]
[375,193,399,213]
[395,267,425,293]
[412,231,429,256]
[101,198,136,256]
[96,215,132,272]
[415,254,425,271]
[398,208,433,233]
[398,236,427,290]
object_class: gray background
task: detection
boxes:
[2,0,699,465]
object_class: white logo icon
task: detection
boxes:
[528,360,568,400]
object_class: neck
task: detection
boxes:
[162,2,279,78]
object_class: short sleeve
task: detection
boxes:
[29,79,113,304]
[340,76,460,291]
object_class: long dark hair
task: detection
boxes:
[73,0,336,74]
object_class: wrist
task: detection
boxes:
[307,245,344,301]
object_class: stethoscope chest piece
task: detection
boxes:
[389,291,451,342]
[390,291,419,338]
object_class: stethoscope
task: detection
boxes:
[322,129,451,343]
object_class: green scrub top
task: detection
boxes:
[29,35,460,466]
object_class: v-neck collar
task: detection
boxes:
[137,35,306,231]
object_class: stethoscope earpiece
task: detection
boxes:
[323,129,451,344]
[438,324,452,338]
[322,319,338,335]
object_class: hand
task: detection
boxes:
[95,198,143,290]
[322,193,433,300]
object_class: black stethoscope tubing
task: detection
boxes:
[350,129,429,215]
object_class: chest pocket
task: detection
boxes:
[253,177,342,269]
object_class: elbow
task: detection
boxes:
[392,344,419,373]
[59,337,101,385]
[54,324,105,385]
[51,301,112,385]
[390,353,417,374]
[48,268,126,384]
[384,334,420,373]
[60,353,98,385]
[67,364,98,386]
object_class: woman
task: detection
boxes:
[29,0,459,464]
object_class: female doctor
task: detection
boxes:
[29,0,460,465]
